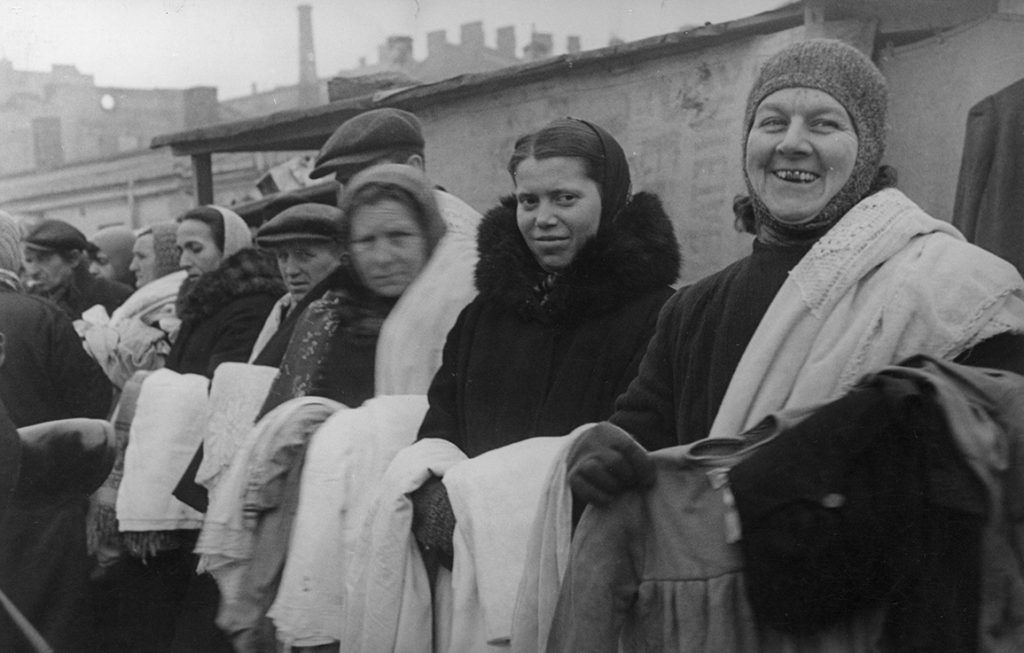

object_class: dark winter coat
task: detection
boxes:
[165,248,284,379]
[953,77,1024,279]
[417,191,680,457]
[0,286,112,427]
[611,240,1024,453]
[168,248,282,514]
[0,287,112,653]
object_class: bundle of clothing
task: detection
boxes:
[548,357,1024,652]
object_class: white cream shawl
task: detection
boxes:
[710,188,1024,441]
[375,190,479,396]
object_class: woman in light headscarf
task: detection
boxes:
[113,205,281,653]
[164,205,283,378]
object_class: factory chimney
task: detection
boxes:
[298,5,319,107]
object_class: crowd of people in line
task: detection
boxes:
[1,38,1024,653]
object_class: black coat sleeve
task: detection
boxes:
[416,302,473,449]
[609,294,683,452]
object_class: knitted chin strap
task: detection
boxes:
[567,117,632,233]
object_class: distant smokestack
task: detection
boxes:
[298,5,318,107]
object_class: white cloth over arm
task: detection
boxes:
[336,437,466,653]
[79,270,187,388]
[195,396,343,603]
[115,368,209,531]
[710,188,1024,441]
[269,395,432,648]
[442,434,580,651]
[194,361,279,491]
[510,425,590,653]
[375,190,479,395]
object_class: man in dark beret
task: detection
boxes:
[21,219,132,319]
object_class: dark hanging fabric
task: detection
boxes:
[729,374,986,649]
[952,77,1024,278]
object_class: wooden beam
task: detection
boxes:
[191,153,213,205]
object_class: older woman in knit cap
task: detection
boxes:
[554,38,1024,651]
[130,221,181,288]
[79,220,189,388]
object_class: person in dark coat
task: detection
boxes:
[113,205,281,653]
[411,117,680,562]
[256,166,446,416]
[952,76,1024,278]
[248,202,348,367]
[0,210,115,653]
[165,206,283,378]
[21,219,132,319]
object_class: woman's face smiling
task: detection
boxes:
[745,87,859,225]
[514,156,602,273]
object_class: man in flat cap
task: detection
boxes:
[309,107,427,185]
[308,107,481,238]
[248,202,348,363]
[22,219,132,320]
[0,210,114,651]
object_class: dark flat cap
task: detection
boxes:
[23,219,89,253]
[255,203,345,246]
[309,108,424,181]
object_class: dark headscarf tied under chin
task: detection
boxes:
[567,117,632,233]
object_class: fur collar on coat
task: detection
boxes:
[177,248,285,323]
[475,191,680,325]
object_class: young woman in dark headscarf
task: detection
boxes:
[411,117,681,563]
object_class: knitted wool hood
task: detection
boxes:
[740,38,890,244]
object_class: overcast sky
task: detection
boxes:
[0,0,790,99]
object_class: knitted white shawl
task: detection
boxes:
[709,188,1024,441]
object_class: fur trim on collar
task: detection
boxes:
[475,191,680,324]
[178,248,285,323]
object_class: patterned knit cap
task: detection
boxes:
[148,221,182,280]
[741,38,889,243]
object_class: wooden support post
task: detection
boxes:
[191,153,214,205]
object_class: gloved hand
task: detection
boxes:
[567,422,655,507]
[410,474,455,570]
[17,418,115,498]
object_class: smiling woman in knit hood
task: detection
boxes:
[568,36,1024,559]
